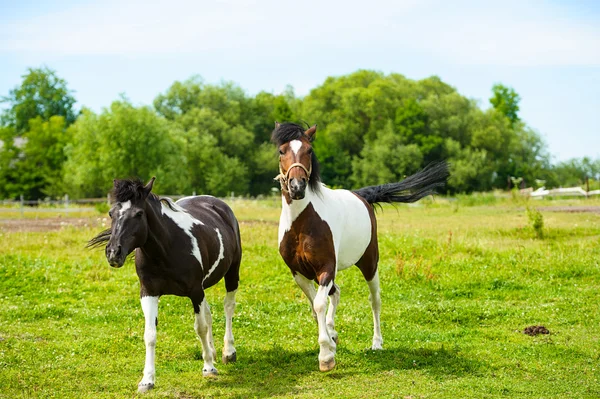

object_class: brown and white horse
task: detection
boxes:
[89,178,242,392]
[272,122,448,372]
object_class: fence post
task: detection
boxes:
[20,194,24,217]
[107,193,110,206]
[64,194,69,208]
[586,176,590,198]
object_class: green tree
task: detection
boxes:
[352,121,423,187]
[489,84,520,127]
[1,67,77,133]
[64,102,186,198]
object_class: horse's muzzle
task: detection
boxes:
[106,245,125,268]
[289,178,307,200]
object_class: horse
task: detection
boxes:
[272,122,448,371]
[88,177,242,392]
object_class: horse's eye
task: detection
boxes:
[108,211,113,218]
[135,211,144,218]
[307,148,313,155]
[279,149,285,155]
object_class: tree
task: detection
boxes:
[1,67,77,133]
[64,102,186,198]
[352,121,423,187]
[489,84,520,127]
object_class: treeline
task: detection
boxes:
[0,67,598,200]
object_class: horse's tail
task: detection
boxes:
[353,161,449,205]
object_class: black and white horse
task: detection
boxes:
[89,178,242,392]
[272,122,448,371]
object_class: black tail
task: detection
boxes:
[353,161,449,205]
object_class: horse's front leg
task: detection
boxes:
[194,298,218,376]
[139,296,159,393]
[314,275,337,372]
[293,273,317,320]
[326,283,340,344]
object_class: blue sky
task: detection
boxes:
[1,0,598,162]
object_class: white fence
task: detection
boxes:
[527,186,600,198]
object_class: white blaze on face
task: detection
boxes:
[119,200,132,218]
[290,140,303,156]
[161,201,205,267]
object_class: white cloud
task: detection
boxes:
[0,0,598,66]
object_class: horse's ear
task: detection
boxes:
[304,124,317,140]
[143,177,156,197]
[275,121,281,129]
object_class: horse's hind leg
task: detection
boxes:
[366,270,383,350]
[139,295,159,392]
[326,283,340,343]
[194,297,218,376]
[222,258,240,363]
[356,238,383,350]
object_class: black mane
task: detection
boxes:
[88,178,163,249]
[112,178,149,203]
[271,122,322,193]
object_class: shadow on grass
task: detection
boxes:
[205,343,483,398]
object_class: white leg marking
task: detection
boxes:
[203,228,225,283]
[326,283,340,343]
[161,201,205,268]
[139,296,159,392]
[314,281,336,370]
[293,274,317,320]
[222,290,237,363]
[367,271,383,350]
[289,139,303,155]
[194,299,217,376]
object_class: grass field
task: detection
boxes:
[0,196,599,398]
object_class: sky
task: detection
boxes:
[0,0,598,162]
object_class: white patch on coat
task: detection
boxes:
[203,228,225,283]
[290,139,303,155]
[278,184,372,271]
[161,201,205,267]
[119,200,132,217]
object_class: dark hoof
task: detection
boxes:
[138,383,154,393]
[202,367,218,377]
[222,351,237,364]
[319,358,336,372]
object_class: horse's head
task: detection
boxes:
[105,177,156,268]
[273,122,318,200]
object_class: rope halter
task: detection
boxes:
[274,162,312,193]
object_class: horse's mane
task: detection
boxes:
[87,178,176,249]
[113,178,159,203]
[271,122,322,193]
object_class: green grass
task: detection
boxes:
[1,198,599,398]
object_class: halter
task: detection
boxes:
[274,162,312,193]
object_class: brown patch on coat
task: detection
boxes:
[352,193,379,282]
[279,203,336,286]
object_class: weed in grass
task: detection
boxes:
[527,206,545,239]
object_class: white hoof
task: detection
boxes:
[222,351,237,364]
[137,382,154,393]
[319,357,336,372]
[202,367,218,377]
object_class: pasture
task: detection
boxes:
[0,196,599,398]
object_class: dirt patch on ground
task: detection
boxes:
[523,325,550,336]
[538,206,600,214]
[0,217,101,233]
